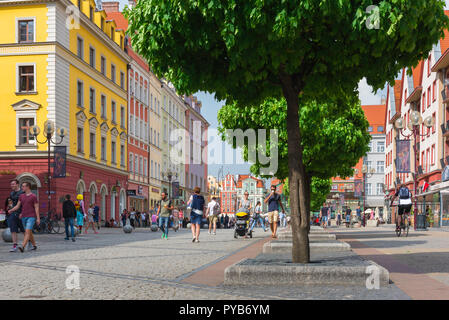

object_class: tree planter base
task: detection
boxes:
[278,232,336,241]
[224,256,389,287]
[263,240,350,254]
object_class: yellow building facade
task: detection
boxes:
[0,0,130,223]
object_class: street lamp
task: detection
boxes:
[394,110,434,230]
[355,163,375,227]
[162,168,178,201]
[29,120,66,217]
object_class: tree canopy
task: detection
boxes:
[217,92,371,180]
[125,0,448,105]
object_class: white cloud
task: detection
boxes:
[358,78,385,105]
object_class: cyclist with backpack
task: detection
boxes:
[206,196,220,235]
[390,184,413,230]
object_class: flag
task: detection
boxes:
[423,181,429,192]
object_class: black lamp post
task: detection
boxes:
[394,110,434,231]
[30,120,66,217]
[355,163,375,227]
[162,169,178,201]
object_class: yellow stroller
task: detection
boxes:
[234,210,252,239]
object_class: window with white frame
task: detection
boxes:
[377,141,385,153]
[18,118,35,145]
[134,156,138,174]
[111,64,116,83]
[120,106,125,128]
[111,140,117,164]
[111,100,116,123]
[77,36,83,60]
[377,161,384,173]
[129,153,133,173]
[151,160,154,178]
[77,127,84,153]
[101,136,106,161]
[17,64,36,93]
[120,144,125,167]
[377,183,383,195]
[89,132,96,158]
[101,94,106,118]
[17,19,35,43]
[77,80,84,107]
[89,87,95,114]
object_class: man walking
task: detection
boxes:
[62,194,76,242]
[320,204,329,229]
[264,185,285,239]
[7,179,24,252]
[206,197,220,235]
[157,192,173,239]
[187,187,205,243]
[93,203,100,230]
[8,182,40,252]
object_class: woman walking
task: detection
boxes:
[187,187,205,243]
[249,201,267,232]
[84,204,98,234]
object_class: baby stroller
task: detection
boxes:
[234,208,252,239]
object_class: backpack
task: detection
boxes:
[399,187,410,199]
[212,202,220,215]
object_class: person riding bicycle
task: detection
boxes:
[390,184,412,229]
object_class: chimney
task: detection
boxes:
[102,1,120,13]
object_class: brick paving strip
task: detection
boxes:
[181,236,273,286]
[333,233,449,300]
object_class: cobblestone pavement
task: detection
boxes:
[0,226,411,300]
[331,224,449,299]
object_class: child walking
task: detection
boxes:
[75,200,84,234]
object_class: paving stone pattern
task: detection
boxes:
[0,226,411,300]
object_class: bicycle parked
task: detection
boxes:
[33,209,63,234]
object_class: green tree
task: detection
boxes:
[217,93,370,210]
[126,0,448,263]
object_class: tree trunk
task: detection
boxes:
[282,83,311,264]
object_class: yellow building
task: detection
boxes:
[0,0,130,223]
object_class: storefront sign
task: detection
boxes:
[152,188,160,193]
[127,190,137,196]
[138,186,143,195]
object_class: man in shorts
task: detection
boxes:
[8,182,40,252]
[391,184,412,228]
[206,197,220,235]
[321,204,329,229]
[7,179,24,252]
[264,185,285,239]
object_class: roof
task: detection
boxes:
[237,175,264,189]
[105,12,128,30]
[362,104,387,133]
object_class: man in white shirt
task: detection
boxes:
[206,197,220,235]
